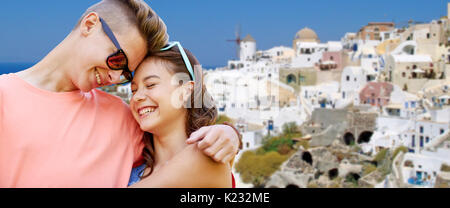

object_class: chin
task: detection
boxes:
[139,119,160,133]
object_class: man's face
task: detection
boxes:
[72,14,147,92]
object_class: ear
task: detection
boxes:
[181,81,194,103]
[80,12,100,37]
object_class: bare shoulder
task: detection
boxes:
[174,144,232,187]
[179,144,231,173]
[131,144,233,188]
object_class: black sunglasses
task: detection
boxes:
[99,17,133,84]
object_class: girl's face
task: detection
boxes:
[130,58,193,133]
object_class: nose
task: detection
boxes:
[132,88,146,103]
[108,69,123,84]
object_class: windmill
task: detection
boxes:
[227,24,242,60]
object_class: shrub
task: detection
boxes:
[215,115,233,124]
[235,150,289,187]
[363,163,377,176]
[282,122,299,135]
[296,140,310,150]
[374,149,388,166]
[441,164,450,172]
[307,182,319,188]
[393,146,408,159]
[262,137,294,154]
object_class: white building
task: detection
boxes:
[386,84,420,119]
[340,66,376,104]
[242,130,263,150]
[341,32,357,50]
[260,46,295,63]
[291,41,343,68]
[300,82,341,109]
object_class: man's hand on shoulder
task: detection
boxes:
[186,124,241,164]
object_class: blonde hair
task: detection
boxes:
[76,0,169,53]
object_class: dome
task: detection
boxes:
[293,27,319,50]
[294,27,319,42]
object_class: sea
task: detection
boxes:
[0,63,218,75]
[0,63,35,75]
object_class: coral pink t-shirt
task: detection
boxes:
[0,73,144,188]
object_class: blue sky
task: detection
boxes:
[0,0,446,66]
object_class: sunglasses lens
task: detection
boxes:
[107,52,127,69]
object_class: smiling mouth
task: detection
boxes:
[138,106,158,117]
[95,68,102,85]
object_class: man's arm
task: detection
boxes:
[186,123,242,164]
[130,144,232,188]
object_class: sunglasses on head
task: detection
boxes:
[99,17,133,84]
[160,41,195,81]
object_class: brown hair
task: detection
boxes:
[140,46,218,178]
[75,0,169,53]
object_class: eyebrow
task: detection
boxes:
[143,75,161,82]
[131,75,160,85]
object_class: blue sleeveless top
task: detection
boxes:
[128,164,146,186]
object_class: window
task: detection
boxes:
[420,136,424,147]
[299,75,305,83]
[426,137,430,143]
[346,76,350,81]
[441,129,445,134]
[412,135,415,147]
[420,126,424,133]
[427,33,430,39]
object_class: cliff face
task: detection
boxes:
[265,140,373,188]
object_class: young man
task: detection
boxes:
[0,0,241,188]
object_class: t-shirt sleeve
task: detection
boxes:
[126,110,145,164]
[0,90,2,127]
[0,89,3,130]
